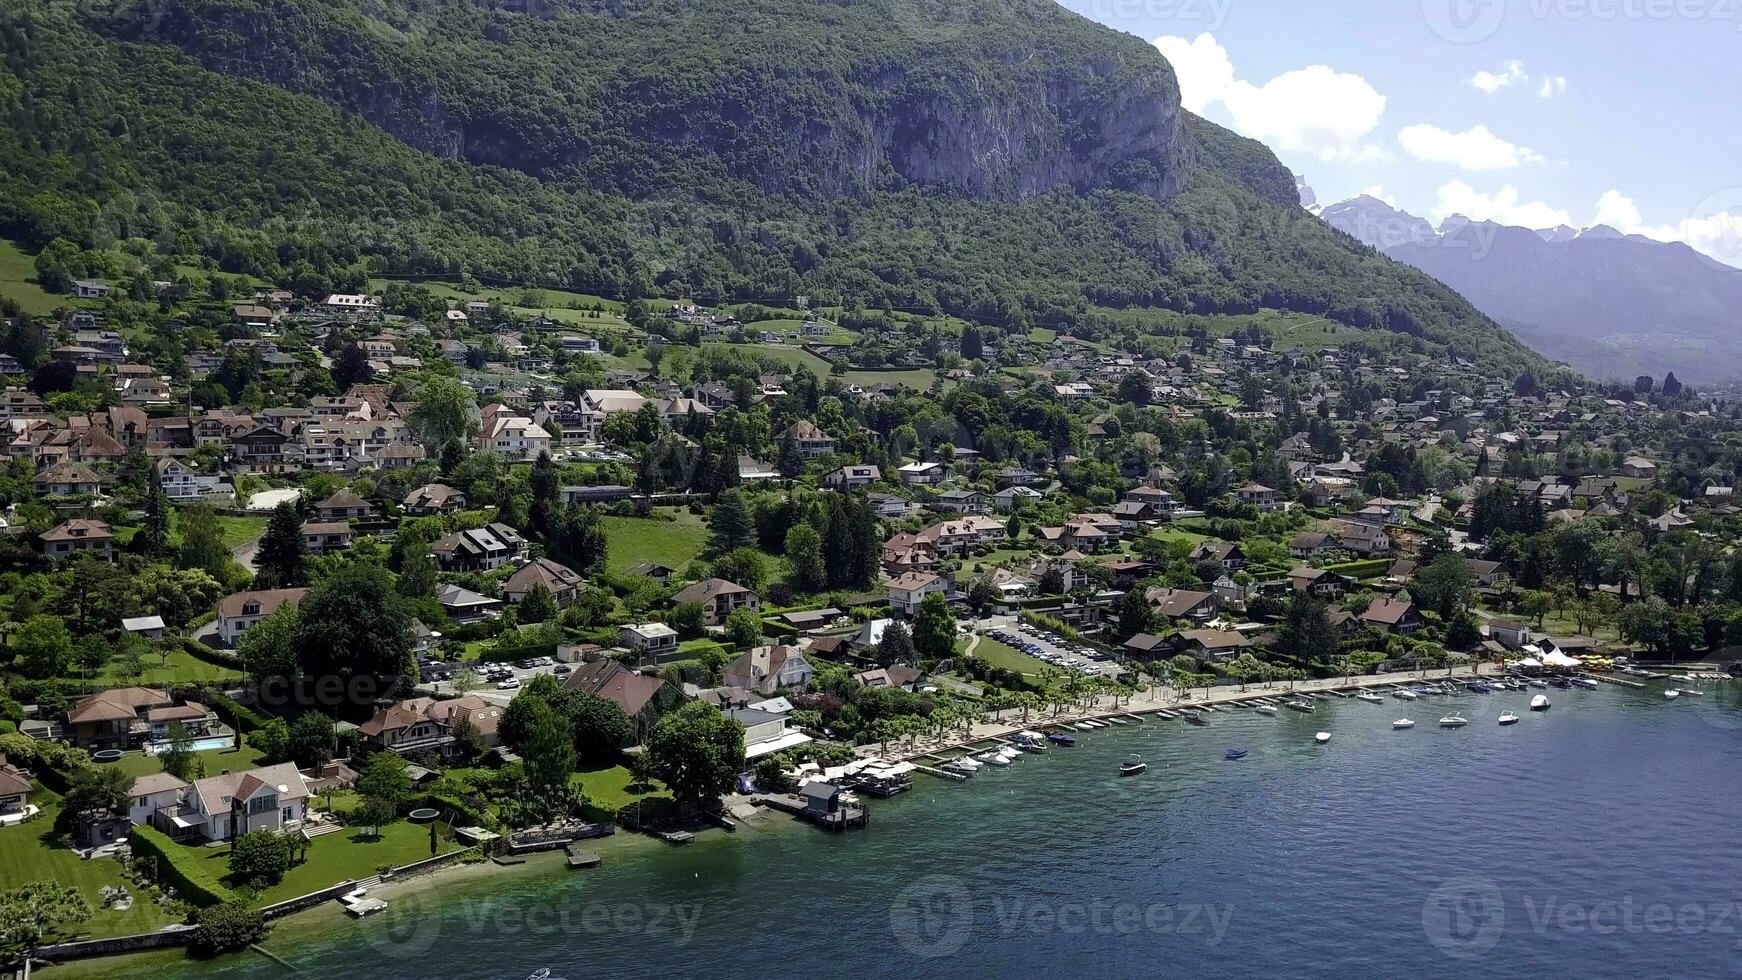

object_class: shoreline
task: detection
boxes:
[35,665,1653,975]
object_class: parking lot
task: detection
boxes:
[978,621,1120,679]
[416,655,573,703]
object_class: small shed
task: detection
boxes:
[801,781,841,816]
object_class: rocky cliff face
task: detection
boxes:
[110,0,1190,202]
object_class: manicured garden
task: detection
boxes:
[0,791,179,939]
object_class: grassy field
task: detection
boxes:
[107,742,267,780]
[0,790,180,939]
[0,239,61,314]
[700,343,938,390]
[97,646,243,686]
[968,636,1051,679]
[170,819,459,906]
[572,763,670,818]
[600,509,710,574]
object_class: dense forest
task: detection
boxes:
[0,0,1539,376]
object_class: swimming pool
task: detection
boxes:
[145,735,235,755]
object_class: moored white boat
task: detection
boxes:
[1119,754,1147,776]
[1314,732,1331,744]
[1664,689,1681,700]
[1254,704,1279,715]
[1355,692,1384,704]
[1439,714,1469,728]
[1394,689,1419,701]
[1393,718,1416,729]
[1498,712,1520,726]
[1530,694,1551,711]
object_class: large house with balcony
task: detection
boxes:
[357,696,503,759]
[131,763,313,843]
[429,523,528,572]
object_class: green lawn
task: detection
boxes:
[968,636,1051,679]
[601,510,709,574]
[842,367,937,389]
[572,762,670,818]
[97,646,242,686]
[0,239,61,314]
[106,743,267,781]
[174,820,459,906]
[0,790,180,940]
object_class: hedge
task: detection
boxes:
[200,687,267,733]
[182,638,243,671]
[129,824,239,907]
[474,639,559,665]
[1325,559,1393,579]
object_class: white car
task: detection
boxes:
[496,678,521,690]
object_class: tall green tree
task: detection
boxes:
[293,563,415,710]
[177,504,230,580]
[911,592,956,661]
[784,523,826,593]
[644,702,745,806]
[254,501,306,588]
[708,489,755,554]
[408,377,480,451]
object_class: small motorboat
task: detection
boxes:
[1074,722,1096,731]
[996,746,1022,761]
[1466,681,1493,693]
[1529,694,1551,711]
[1285,700,1316,713]
[1047,732,1077,746]
[1393,718,1416,729]
[1664,689,1681,700]
[1355,692,1385,704]
[1528,679,1549,688]
[1439,715,1469,728]
[1184,711,1209,727]
[1254,704,1279,715]
[978,752,1011,767]
[1572,678,1600,690]
[1394,689,1419,701]
[1225,747,1249,760]
[1498,712,1520,726]
[941,760,976,776]
[1119,754,1147,776]
[1314,732,1331,744]
[954,756,983,769]
[1549,678,1572,689]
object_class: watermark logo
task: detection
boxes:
[1422,0,1507,42]
[1688,676,1742,733]
[1686,188,1742,269]
[1421,875,1506,960]
[891,875,974,959]
[367,891,446,960]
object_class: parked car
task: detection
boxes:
[496,678,521,690]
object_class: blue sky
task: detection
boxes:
[1057,0,1742,264]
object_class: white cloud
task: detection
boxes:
[1467,61,1568,98]
[1592,189,1742,267]
[1398,124,1545,170]
[1469,60,1527,94]
[1432,181,1573,229]
[1153,33,1387,163]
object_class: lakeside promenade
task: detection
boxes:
[857,665,1490,763]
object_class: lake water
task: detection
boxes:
[98,679,1742,979]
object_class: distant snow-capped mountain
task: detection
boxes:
[1319,196,1742,383]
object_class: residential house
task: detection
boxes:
[216,588,308,646]
[301,521,355,554]
[564,660,671,742]
[1188,541,1246,570]
[315,489,373,522]
[66,687,176,750]
[897,461,945,486]
[671,578,761,627]
[625,562,678,585]
[436,584,503,623]
[504,557,585,607]
[1488,618,1531,649]
[1147,588,1217,622]
[403,483,466,515]
[619,623,680,658]
[1236,484,1284,513]
[779,420,835,460]
[357,696,503,759]
[142,763,314,843]
[1620,457,1658,479]
[1288,531,1337,560]
[429,523,528,571]
[722,645,814,695]
[41,520,114,560]
[822,464,881,490]
[155,458,233,503]
[1362,597,1423,635]
[886,572,949,617]
[1176,628,1251,660]
[1286,566,1347,597]
[32,462,105,497]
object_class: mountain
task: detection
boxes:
[1294,173,1318,210]
[1323,197,1742,383]
[0,0,1537,374]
